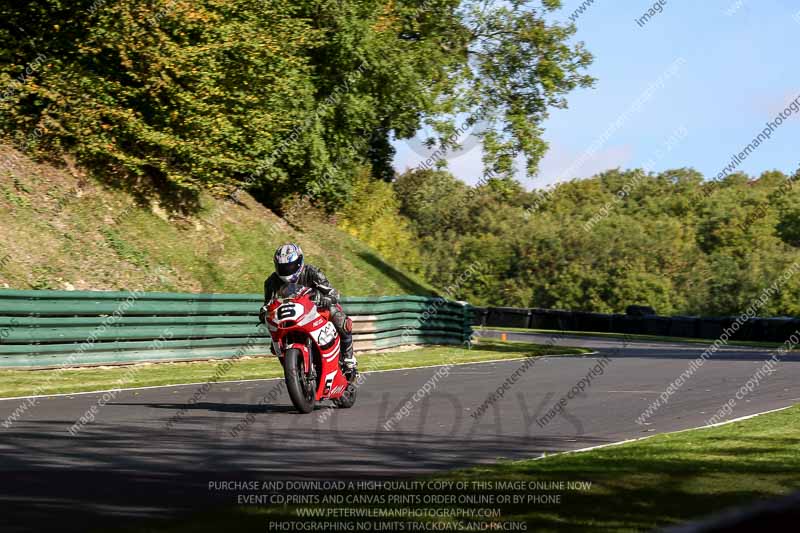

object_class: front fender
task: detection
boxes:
[286,343,311,372]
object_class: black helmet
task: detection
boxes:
[273,243,304,283]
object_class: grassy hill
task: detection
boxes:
[0,144,433,297]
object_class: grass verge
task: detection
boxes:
[138,404,800,532]
[0,338,588,399]
[0,144,435,296]
[482,326,787,349]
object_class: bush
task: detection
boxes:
[337,168,422,273]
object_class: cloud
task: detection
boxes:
[749,89,800,116]
[529,143,635,189]
[391,134,488,187]
[393,137,635,190]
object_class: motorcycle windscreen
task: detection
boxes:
[278,283,306,299]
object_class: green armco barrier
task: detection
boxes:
[350,311,461,323]
[353,327,464,341]
[0,315,257,327]
[0,299,259,317]
[353,318,464,334]
[0,336,269,356]
[2,324,263,344]
[368,335,466,351]
[0,343,275,369]
[0,289,473,368]
[341,302,465,317]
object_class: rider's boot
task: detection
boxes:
[331,307,357,378]
[340,332,357,379]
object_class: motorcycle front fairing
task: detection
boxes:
[266,286,348,401]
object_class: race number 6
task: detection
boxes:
[277,305,296,320]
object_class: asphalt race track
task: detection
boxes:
[2,332,799,531]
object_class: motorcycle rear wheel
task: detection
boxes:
[284,348,315,413]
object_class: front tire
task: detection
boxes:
[284,348,315,413]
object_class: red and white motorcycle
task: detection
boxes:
[264,284,357,413]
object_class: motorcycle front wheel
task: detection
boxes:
[284,348,316,413]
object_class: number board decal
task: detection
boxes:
[272,303,304,323]
[277,305,296,320]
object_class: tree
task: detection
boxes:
[337,168,422,273]
[455,0,594,178]
[0,0,594,209]
[390,165,800,316]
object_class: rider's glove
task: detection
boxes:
[258,305,269,324]
[310,290,332,309]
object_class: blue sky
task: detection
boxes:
[392,0,800,189]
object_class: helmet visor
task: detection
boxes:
[276,258,302,278]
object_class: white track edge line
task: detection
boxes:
[529,404,796,462]
[0,351,596,402]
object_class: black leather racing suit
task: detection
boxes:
[261,265,355,365]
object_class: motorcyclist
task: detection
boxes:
[259,243,356,374]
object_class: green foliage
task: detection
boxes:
[456,0,594,178]
[1,0,320,201]
[391,167,800,317]
[99,227,149,268]
[0,0,593,208]
[0,150,435,297]
[0,182,30,208]
[337,168,422,273]
[393,169,471,235]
